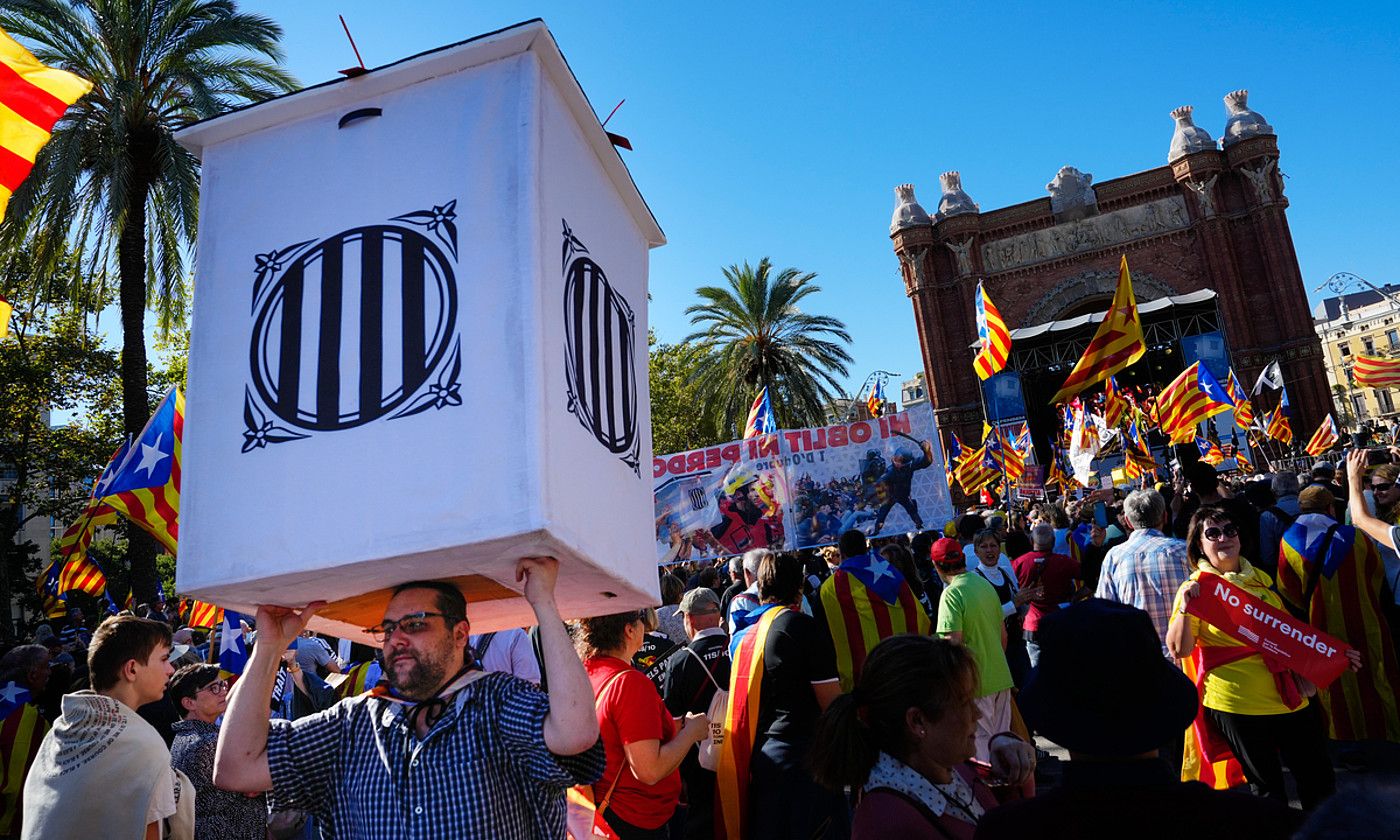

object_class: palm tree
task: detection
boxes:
[0,0,296,600]
[685,258,853,434]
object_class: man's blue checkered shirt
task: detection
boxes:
[266,670,605,839]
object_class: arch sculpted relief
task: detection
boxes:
[980,195,1189,274]
[1024,269,1178,325]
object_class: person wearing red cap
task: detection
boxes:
[930,537,1014,761]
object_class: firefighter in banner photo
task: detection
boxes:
[871,433,934,532]
[710,465,785,555]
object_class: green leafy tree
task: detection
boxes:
[684,258,852,436]
[0,286,122,636]
[648,332,722,455]
[0,0,297,601]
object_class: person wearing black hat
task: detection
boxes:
[973,599,1302,840]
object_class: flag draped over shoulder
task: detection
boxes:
[0,678,47,834]
[818,553,931,692]
[1051,256,1146,404]
[742,387,775,439]
[1278,519,1400,742]
[973,281,1012,380]
[98,388,183,552]
[1156,362,1234,444]
[1353,355,1400,389]
[718,605,786,840]
[0,28,92,219]
[1304,415,1339,457]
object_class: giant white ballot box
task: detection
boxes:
[174,21,665,639]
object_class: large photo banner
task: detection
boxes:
[652,404,953,564]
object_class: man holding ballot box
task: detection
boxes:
[213,557,605,839]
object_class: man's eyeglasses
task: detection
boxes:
[365,612,463,643]
[1203,524,1240,542]
[1373,482,1396,493]
[198,679,229,696]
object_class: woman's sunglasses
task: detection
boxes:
[1203,524,1239,542]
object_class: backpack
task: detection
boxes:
[682,645,728,771]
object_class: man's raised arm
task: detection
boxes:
[214,602,323,792]
[519,557,600,755]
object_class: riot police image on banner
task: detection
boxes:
[243,201,462,452]
[562,218,641,474]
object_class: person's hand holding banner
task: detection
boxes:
[1183,573,1357,690]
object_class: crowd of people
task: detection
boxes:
[1,453,1399,838]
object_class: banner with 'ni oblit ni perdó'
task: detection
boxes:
[652,403,952,564]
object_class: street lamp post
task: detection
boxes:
[845,370,901,421]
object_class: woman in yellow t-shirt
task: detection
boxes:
[1166,504,1335,809]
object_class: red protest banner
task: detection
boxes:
[1185,573,1352,690]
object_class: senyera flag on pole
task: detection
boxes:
[1050,255,1146,404]
[1353,355,1400,389]
[972,280,1012,380]
[1304,414,1339,456]
[0,27,91,218]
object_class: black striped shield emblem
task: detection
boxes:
[562,220,641,475]
[242,201,462,452]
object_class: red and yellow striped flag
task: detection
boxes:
[1226,370,1254,430]
[1123,446,1158,480]
[972,280,1012,380]
[1354,355,1400,389]
[1103,376,1129,428]
[98,388,183,554]
[0,28,91,218]
[0,697,48,834]
[187,600,222,629]
[1156,362,1235,444]
[818,558,931,692]
[1304,414,1339,457]
[1051,256,1147,404]
[718,606,785,840]
[1266,406,1293,445]
[56,555,106,597]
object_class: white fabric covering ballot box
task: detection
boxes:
[174,20,665,639]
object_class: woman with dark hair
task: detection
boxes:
[654,573,687,645]
[719,552,844,840]
[880,543,934,618]
[1166,505,1338,809]
[809,635,1035,838]
[576,609,708,839]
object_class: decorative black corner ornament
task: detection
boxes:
[243,200,462,451]
[561,219,641,476]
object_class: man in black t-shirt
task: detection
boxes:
[662,588,731,840]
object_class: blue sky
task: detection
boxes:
[235,2,1399,403]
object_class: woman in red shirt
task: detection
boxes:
[576,609,708,839]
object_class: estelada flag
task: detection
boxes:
[742,386,775,439]
[1155,362,1234,444]
[1278,520,1400,742]
[1353,354,1400,389]
[96,388,183,553]
[0,27,92,219]
[1266,389,1293,444]
[1304,414,1339,457]
[1225,369,1254,430]
[718,605,787,840]
[0,679,47,835]
[1051,256,1146,404]
[973,280,1012,380]
[1103,376,1129,428]
[818,553,931,692]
